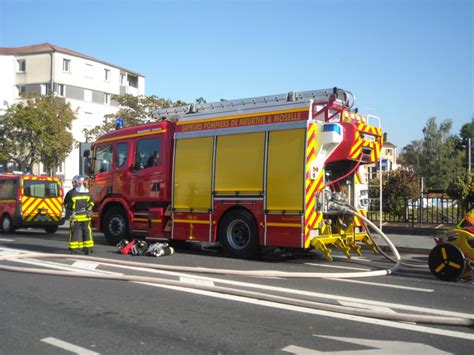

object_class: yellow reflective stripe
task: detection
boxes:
[435,263,445,273]
[266,222,301,228]
[173,219,210,224]
[74,216,91,222]
[151,219,162,223]
[441,247,447,260]
[134,218,148,222]
[0,200,15,203]
[448,261,461,269]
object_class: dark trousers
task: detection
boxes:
[68,220,94,251]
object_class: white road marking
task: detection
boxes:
[137,282,474,341]
[0,238,15,242]
[328,278,434,292]
[41,337,100,354]
[305,263,370,271]
[179,276,214,287]
[71,261,100,271]
[282,345,318,354]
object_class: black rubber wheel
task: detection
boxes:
[1,215,15,234]
[219,209,259,259]
[103,207,129,245]
[428,243,466,281]
[44,225,59,234]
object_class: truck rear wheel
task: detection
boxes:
[44,225,59,234]
[1,215,15,234]
[219,209,259,259]
[103,207,129,245]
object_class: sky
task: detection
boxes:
[0,0,472,150]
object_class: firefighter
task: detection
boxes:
[64,175,94,254]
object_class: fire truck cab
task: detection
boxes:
[88,88,382,260]
[0,173,64,234]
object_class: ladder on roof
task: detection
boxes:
[153,87,352,121]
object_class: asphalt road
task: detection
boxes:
[0,228,473,354]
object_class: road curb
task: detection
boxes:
[379,245,431,255]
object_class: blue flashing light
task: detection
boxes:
[115,118,124,130]
[323,124,341,135]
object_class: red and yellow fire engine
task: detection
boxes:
[0,173,64,234]
[87,88,382,259]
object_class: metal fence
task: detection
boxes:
[367,193,472,226]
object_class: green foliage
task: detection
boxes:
[0,93,76,173]
[383,170,421,217]
[447,172,474,210]
[83,94,188,142]
[399,117,464,190]
[459,117,473,141]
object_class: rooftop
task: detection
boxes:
[0,43,143,77]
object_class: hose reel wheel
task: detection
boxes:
[428,243,466,281]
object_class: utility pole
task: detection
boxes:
[468,137,472,174]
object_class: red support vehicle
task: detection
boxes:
[0,173,64,234]
[87,88,382,259]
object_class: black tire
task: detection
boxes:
[1,214,15,234]
[44,225,59,234]
[103,207,129,245]
[428,243,466,281]
[219,209,260,259]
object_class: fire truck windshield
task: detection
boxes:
[23,180,60,198]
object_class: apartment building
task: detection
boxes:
[367,132,398,179]
[0,43,145,188]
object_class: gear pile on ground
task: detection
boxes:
[116,240,174,257]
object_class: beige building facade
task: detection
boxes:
[0,43,145,188]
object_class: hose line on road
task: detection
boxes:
[0,253,472,327]
[2,206,466,327]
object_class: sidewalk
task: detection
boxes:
[371,232,436,255]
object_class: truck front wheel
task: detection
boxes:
[219,209,260,259]
[103,207,129,245]
[1,214,15,234]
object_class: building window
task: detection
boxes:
[104,69,110,81]
[85,63,93,78]
[17,59,26,72]
[120,73,126,85]
[128,75,138,88]
[58,84,66,97]
[55,162,64,175]
[84,89,92,102]
[17,85,26,97]
[40,84,49,95]
[62,59,71,73]
[104,93,110,105]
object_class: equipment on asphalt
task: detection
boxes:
[428,217,474,281]
[85,87,384,261]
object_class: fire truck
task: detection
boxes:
[87,87,382,260]
[0,173,64,234]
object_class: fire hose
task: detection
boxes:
[1,208,473,327]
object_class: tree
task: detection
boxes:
[83,94,188,142]
[0,94,76,173]
[447,172,474,210]
[383,169,421,217]
[399,117,464,190]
